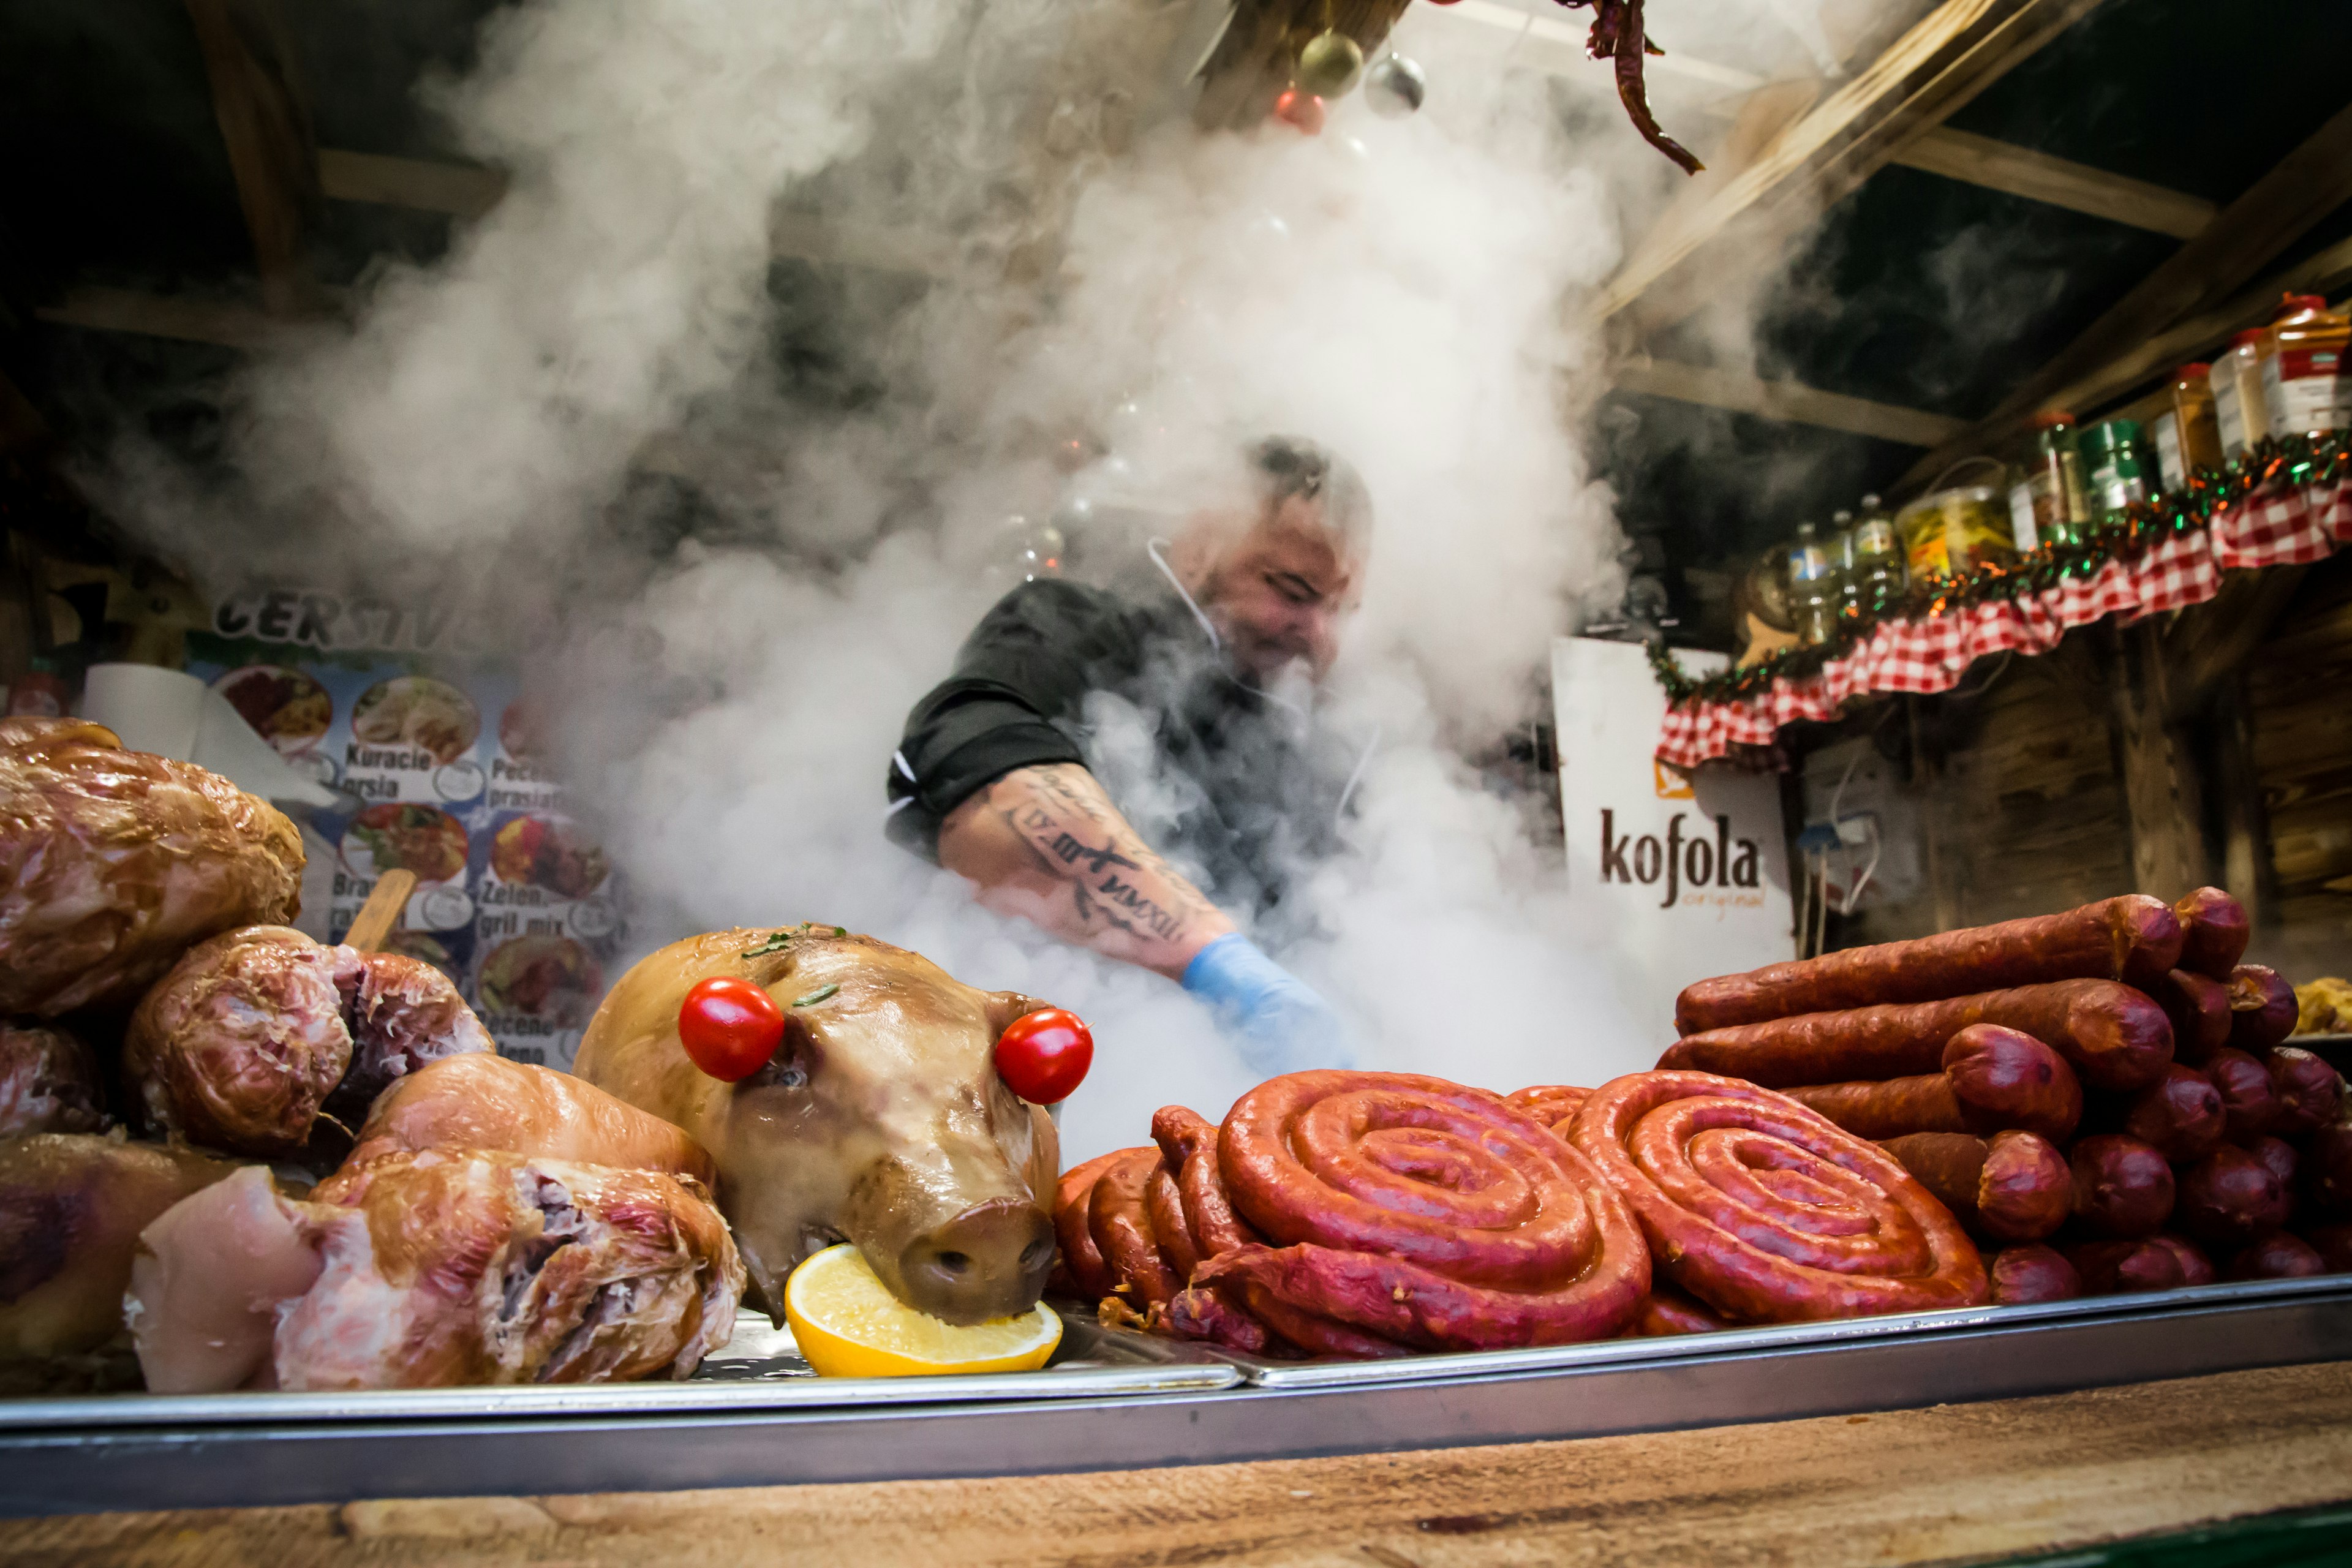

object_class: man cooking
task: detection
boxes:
[886,434,1371,1072]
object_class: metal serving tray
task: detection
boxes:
[3,1277,2346,1518]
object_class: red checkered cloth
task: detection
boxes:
[1653,479,2350,769]
[2213,482,2337,569]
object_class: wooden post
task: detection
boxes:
[183,0,322,317]
[2107,620,2207,900]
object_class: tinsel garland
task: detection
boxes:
[1648,430,2350,707]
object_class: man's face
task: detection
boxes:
[1194,496,1365,684]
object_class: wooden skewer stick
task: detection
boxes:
[341,869,417,954]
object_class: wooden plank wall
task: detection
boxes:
[2242,554,2352,978]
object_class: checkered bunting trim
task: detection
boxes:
[1656,479,2346,770]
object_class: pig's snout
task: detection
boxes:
[897,1197,1055,1325]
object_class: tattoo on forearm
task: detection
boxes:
[987,764,1222,948]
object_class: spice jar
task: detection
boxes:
[2210,330,2269,458]
[1846,494,1907,609]
[2007,412,2090,551]
[2081,420,2152,519]
[1898,487,2015,579]
[2149,364,2223,491]
[2258,293,2351,437]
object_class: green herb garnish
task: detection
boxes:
[741,930,797,958]
[792,984,840,1008]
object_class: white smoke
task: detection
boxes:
[113,0,1863,1159]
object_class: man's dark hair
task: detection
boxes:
[1250,434,1373,550]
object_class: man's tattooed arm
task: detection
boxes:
[937,763,1234,981]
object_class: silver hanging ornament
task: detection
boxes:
[1363,53,1427,119]
[1296,29,1365,98]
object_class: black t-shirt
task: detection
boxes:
[885,575,1349,924]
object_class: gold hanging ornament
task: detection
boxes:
[1296,29,1365,99]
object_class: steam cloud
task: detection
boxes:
[106,0,1855,1157]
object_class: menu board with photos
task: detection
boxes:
[184,592,623,1071]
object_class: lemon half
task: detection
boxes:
[782,1243,1061,1378]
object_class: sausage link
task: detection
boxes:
[2175,1145,2292,1251]
[2068,1134,2176,1238]
[2147,1234,2215,1286]
[2155,970,2232,1066]
[1050,1150,1129,1301]
[1782,1076,1967,1139]
[1782,1027,2081,1142]
[1144,1164,1202,1283]
[1088,1147,1183,1310]
[2204,1048,2281,1142]
[1989,1244,2080,1304]
[1675,895,2182,1034]
[2228,966,2297,1054]
[1662,980,2173,1094]
[2118,1065,2226,1164]
[2265,1047,2343,1138]
[2065,1239,2186,1295]
[2173,888,2250,980]
[1882,1131,2069,1245]
[2226,1234,2326,1280]
[1631,1287,1729,1336]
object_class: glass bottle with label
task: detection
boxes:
[2007,412,2090,552]
[1898,487,2015,578]
[1785,522,1841,647]
[2081,419,2153,521]
[2258,293,2351,437]
[2210,330,2270,459]
[1847,494,1907,611]
[2149,364,2224,491]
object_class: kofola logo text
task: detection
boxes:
[1600,810,1759,908]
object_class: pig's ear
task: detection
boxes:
[984,991,1050,1036]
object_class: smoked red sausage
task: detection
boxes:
[1050,1150,1129,1300]
[1673,896,2182,1034]
[2147,1234,2216,1286]
[2226,1233,2326,1281]
[1662,981,2173,1094]
[1881,1131,2070,1245]
[2118,1065,2226,1164]
[1161,1285,1278,1354]
[2304,1223,2352,1272]
[2068,1135,2176,1238]
[2204,1048,2282,1141]
[1151,1105,1257,1257]
[2174,1145,2292,1251]
[2227,966,2297,1054]
[2305,1109,2352,1217]
[1144,1164,1202,1283]
[1782,1027,2080,1142]
[1989,1245,2080,1304]
[2155,970,2232,1066]
[1504,1085,1591,1134]
[2244,1134,2297,1193]
[2065,1239,2186,1295]
[1632,1287,1730,1336]
[2265,1047,2343,1139]
[2173,888,2250,980]
[1088,1147,1183,1310]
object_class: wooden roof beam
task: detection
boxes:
[1595,0,2109,336]
[1890,127,2215,239]
[182,0,322,317]
[1899,102,2352,488]
[1610,355,1965,448]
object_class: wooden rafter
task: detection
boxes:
[182,0,322,317]
[1611,355,1964,448]
[1899,102,2352,488]
[1596,0,2108,334]
[1891,126,2214,239]
[317,150,505,219]
[34,287,279,350]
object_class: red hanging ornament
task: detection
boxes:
[1272,88,1326,135]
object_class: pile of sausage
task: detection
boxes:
[1662,889,2351,1301]
[0,717,740,1393]
[1055,1065,1994,1357]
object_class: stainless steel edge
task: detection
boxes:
[1215,1275,2352,1387]
[2,1283,2346,1518]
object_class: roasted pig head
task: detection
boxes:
[575,929,1060,1325]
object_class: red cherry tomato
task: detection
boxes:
[995,1008,1094,1105]
[1273,88,1327,135]
[678,976,786,1082]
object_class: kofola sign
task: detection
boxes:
[1599,809,1762,908]
[1552,637,1793,1055]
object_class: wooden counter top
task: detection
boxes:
[7,1360,2351,1567]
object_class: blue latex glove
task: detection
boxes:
[1181,933,1356,1074]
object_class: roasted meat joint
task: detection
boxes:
[4,0,2352,1555]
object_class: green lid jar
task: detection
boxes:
[2081,419,2151,518]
